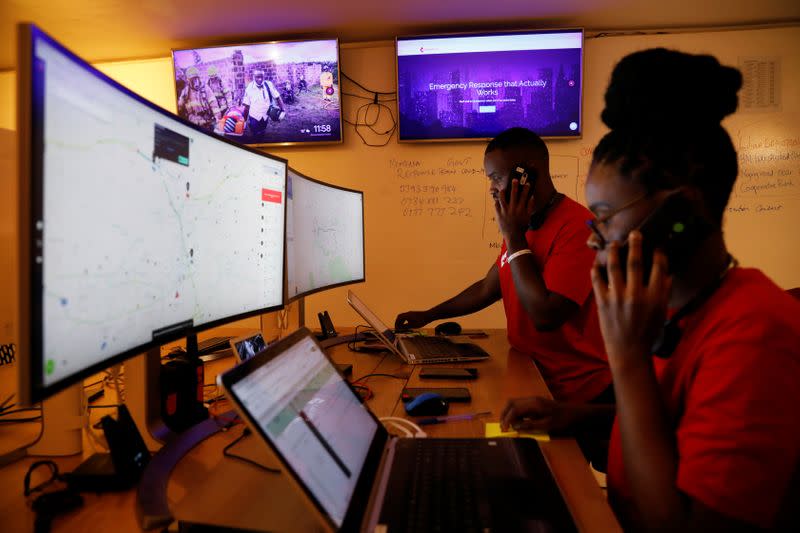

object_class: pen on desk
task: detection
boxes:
[417,411,491,426]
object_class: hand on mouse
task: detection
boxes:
[395,311,431,330]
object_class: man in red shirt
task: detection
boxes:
[395,127,611,406]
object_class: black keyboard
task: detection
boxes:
[402,336,488,359]
[383,439,491,533]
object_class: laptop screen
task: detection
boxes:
[232,333,267,362]
[347,291,396,343]
[229,335,379,527]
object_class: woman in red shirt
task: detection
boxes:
[502,48,800,531]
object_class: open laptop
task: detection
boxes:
[229,332,269,363]
[217,328,576,533]
[346,290,489,364]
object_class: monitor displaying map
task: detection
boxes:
[286,169,365,300]
[20,25,287,398]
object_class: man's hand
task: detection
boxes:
[500,396,579,435]
[495,179,536,242]
[394,311,431,331]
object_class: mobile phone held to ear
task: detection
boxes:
[419,367,478,380]
[619,192,712,281]
[504,165,537,204]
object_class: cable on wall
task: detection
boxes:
[340,71,398,147]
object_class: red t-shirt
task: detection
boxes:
[607,268,800,529]
[496,195,610,403]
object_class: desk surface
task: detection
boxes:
[0,328,620,532]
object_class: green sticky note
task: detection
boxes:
[45,359,55,375]
[673,222,685,233]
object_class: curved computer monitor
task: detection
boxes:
[286,168,365,301]
[17,24,288,404]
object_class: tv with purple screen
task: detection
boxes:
[172,39,342,146]
[396,29,583,141]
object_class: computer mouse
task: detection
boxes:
[434,321,462,336]
[404,392,449,417]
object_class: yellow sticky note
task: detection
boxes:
[485,422,550,442]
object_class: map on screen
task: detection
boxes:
[286,169,364,299]
[34,37,286,388]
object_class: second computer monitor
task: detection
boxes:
[287,168,365,300]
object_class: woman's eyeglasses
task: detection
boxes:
[586,193,650,249]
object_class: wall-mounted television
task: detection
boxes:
[172,38,342,147]
[396,29,583,142]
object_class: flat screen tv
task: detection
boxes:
[172,38,342,146]
[396,29,583,141]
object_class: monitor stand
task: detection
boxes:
[0,382,83,466]
[0,346,180,466]
[297,296,306,328]
[126,347,177,451]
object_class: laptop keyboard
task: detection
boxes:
[197,336,232,353]
[402,336,488,359]
[384,439,491,532]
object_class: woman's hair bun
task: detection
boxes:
[600,48,742,131]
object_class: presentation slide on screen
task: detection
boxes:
[36,38,286,386]
[397,33,582,140]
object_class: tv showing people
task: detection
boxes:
[287,169,365,300]
[396,29,583,141]
[18,25,287,402]
[172,39,342,146]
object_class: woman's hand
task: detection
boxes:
[500,396,579,435]
[591,230,672,371]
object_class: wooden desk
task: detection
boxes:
[0,329,620,532]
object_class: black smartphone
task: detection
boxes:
[504,165,537,204]
[615,192,712,282]
[401,387,472,403]
[419,367,478,380]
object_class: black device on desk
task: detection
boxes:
[317,310,338,339]
[420,367,478,380]
[65,404,150,492]
[161,348,208,432]
[401,387,472,403]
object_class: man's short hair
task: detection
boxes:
[252,69,264,77]
[485,127,548,160]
